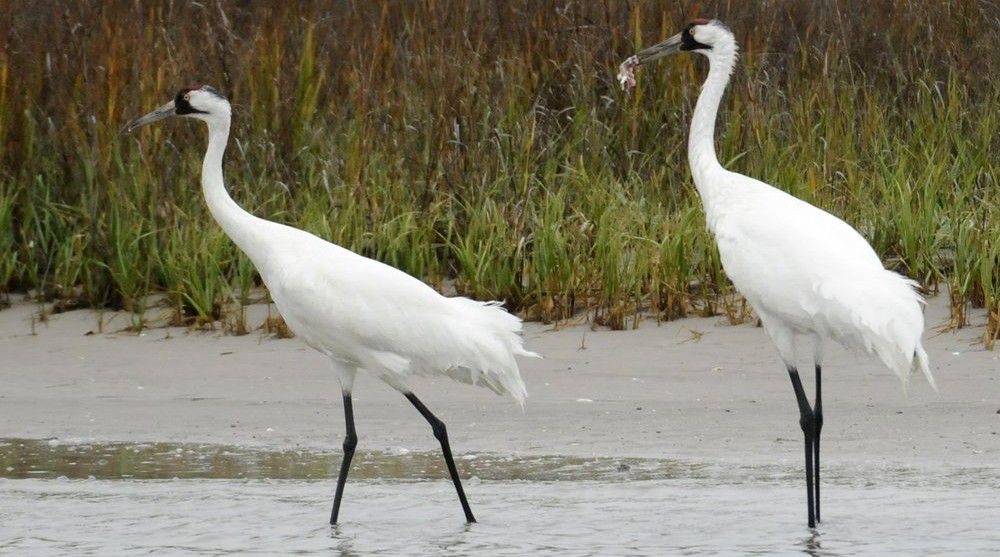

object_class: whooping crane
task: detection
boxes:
[619,20,937,528]
[125,85,538,525]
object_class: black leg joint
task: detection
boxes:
[404,391,477,523]
[799,409,815,436]
[343,431,358,452]
[331,392,359,525]
[431,419,447,442]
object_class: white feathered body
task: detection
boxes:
[701,168,934,388]
[190,114,533,405]
[236,219,535,404]
[675,22,935,390]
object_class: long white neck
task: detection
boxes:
[688,46,737,217]
[202,118,265,260]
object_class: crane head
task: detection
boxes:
[618,19,735,90]
[124,85,230,133]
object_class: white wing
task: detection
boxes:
[713,173,934,387]
[253,224,536,404]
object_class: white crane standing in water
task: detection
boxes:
[619,20,936,528]
[125,85,538,525]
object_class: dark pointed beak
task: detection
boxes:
[633,32,683,65]
[122,100,176,134]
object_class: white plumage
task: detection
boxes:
[622,19,935,388]
[257,224,532,401]
[709,174,935,389]
[125,84,536,525]
[622,18,935,529]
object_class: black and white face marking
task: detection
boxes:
[681,20,713,51]
[618,18,736,89]
[124,85,231,134]
[174,87,207,115]
[174,85,226,115]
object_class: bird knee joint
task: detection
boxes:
[431,421,447,441]
[798,412,814,435]
[343,433,358,451]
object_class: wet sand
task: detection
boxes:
[1,294,996,469]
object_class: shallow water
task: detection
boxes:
[1,439,997,555]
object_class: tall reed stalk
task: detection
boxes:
[0,1,996,336]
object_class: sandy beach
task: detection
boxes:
[1,294,996,469]
[3,293,999,554]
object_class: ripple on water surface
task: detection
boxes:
[0,439,997,555]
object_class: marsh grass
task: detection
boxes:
[0,1,997,337]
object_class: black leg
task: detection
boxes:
[813,365,823,523]
[405,392,477,523]
[330,392,358,525]
[787,366,817,528]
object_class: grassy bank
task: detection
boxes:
[0,1,997,345]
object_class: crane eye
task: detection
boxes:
[184,93,191,101]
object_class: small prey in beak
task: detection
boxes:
[617,33,684,91]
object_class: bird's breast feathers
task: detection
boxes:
[711,186,888,328]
